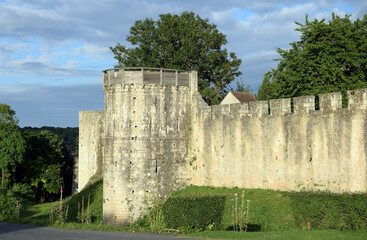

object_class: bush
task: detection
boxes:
[0,194,17,220]
[162,195,226,230]
[7,183,33,200]
[289,191,367,230]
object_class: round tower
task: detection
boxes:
[102,68,197,225]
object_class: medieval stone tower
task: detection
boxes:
[79,68,197,225]
[79,67,367,226]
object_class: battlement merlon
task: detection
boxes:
[102,67,198,93]
[348,88,367,110]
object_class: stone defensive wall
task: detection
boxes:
[188,89,367,194]
[79,67,367,225]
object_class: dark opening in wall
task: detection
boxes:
[155,159,158,173]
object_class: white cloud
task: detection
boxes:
[0,0,365,126]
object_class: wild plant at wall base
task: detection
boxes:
[231,191,250,232]
[77,196,92,224]
[49,188,69,225]
[147,194,166,233]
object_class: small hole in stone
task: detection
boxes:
[309,157,312,162]
[131,137,134,140]
[129,161,132,164]
[132,190,135,193]
[135,125,137,128]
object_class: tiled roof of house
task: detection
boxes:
[230,91,257,103]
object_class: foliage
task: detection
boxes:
[162,195,226,230]
[110,11,242,101]
[146,195,166,233]
[231,191,251,232]
[22,126,78,154]
[171,186,293,231]
[7,183,33,200]
[0,194,17,220]
[66,180,103,224]
[49,189,68,225]
[187,229,367,240]
[172,185,367,232]
[257,13,367,102]
[232,79,254,94]
[289,191,367,230]
[77,196,92,224]
[0,104,26,188]
[21,127,77,198]
[16,130,71,201]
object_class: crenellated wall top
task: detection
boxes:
[197,88,367,118]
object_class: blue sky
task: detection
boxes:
[0,0,365,127]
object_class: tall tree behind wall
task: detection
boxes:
[110,11,242,104]
[257,13,367,103]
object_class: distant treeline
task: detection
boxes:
[22,126,78,154]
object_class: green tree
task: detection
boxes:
[16,130,68,201]
[110,11,242,102]
[0,104,25,188]
[257,13,367,102]
[232,78,254,94]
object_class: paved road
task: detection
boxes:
[0,222,199,240]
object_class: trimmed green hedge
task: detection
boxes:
[289,191,367,230]
[162,195,226,230]
[167,185,367,231]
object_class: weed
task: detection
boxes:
[77,196,92,224]
[49,188,69,225]
[147,194,166,233]
[15,200,21,219]
[231,191,250,232]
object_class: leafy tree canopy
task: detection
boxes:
[0,104,17,124]
[257,13,367,102]
[110,11,242,101]
[0,104,25,187]
[17,130,71,201]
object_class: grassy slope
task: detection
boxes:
[172,186,296,231]
[15,181,367,239]
[19,180,103,227]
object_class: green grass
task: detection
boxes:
[17,180,106,229]
[172,186,296,231]
[186,230,367,240]
[172,185,367,231]
[8,182,367,239]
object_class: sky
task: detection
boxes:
[0,0,366,127]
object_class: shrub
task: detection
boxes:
[289,191,367,230]
[0,187,6,195]
[162,195,226,230]
[7,183,33,200]
[0,194,17,220]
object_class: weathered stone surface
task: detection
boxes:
[79,68,367,225]
[78,111,104,191]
